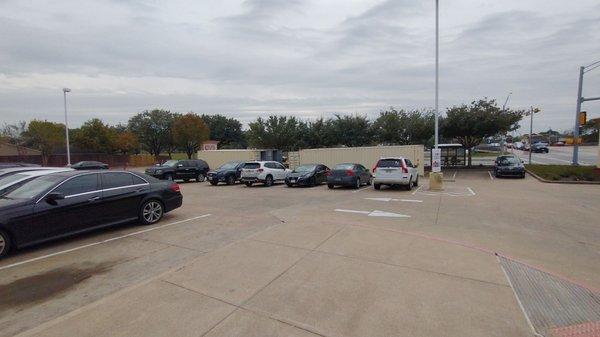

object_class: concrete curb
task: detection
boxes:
[525,169,600,185]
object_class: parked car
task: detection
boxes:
[0,170,182,258]
[514,142,524,150]
[240,161,291,187]
[372,157,419,190]
[285,164,330,187]
[531,143,549,153]
[327,163,372,189]
[0,163,40,169]
[494,155,525,178]
[0,168,73,195]
[207,161,245,185]
[145,159,209,182]
[71,161,109,170]
[554,141,565,146]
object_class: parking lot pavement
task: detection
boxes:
[4,172,600,337]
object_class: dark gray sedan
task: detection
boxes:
[327,163,372,189]
[494,155,525,178]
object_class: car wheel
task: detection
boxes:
[165,173,173,181]
[245,181,253,187]
[0,229,11,258]
[354,178,361,189]
[210,180,219,186]
[366,176,372,185]
[327,184,334,189]
[521,174,526,179]
[264,175,273,187]
[310,177,316,187]
[226,175,235,185]
[196,173,206,182]
[374,184,381,190]
[414,177,419,187]
[286,182,293,187]
[139,200,164,225]
[406,177,414,191]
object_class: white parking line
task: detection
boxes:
[411,185,422,195]
[0,214,211,271]
[351,185,371,193]
[467,187,476,196]
[488,171,494,180]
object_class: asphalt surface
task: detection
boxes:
[1,171,599,337]
[512,145,598,165]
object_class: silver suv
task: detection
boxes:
[372,157,419,190]
[240,161,291,187]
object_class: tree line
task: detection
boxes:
[1,98,527,165]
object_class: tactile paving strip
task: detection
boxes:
[549,321,600,337]
[499,256,600,336]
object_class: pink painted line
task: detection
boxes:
[354,223,600,294]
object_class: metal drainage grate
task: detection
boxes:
[499,256,600,336]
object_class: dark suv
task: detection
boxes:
[207,161,245,185]
[145,159,209,182]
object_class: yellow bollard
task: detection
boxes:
[429,172,444,191]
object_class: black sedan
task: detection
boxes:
[327,163,372,189]
[285,164,330,187]
[0,170,182,258]
[71,161,109,170]
[207,161,245,185]
[494,155,525,178]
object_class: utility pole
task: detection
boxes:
[434,0,439,149]
[528,107,540,164]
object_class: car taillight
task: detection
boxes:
[325,170,331,176]
[170,183,180,193]
[401,160,408,173]
[346,170,354,176]
[258,168,264,172]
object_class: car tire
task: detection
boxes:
[521,174,526,179]
[264,175,273,187]
[310,177,316,187]
[374,184,381,190]
[367,177,372,185]
[210,180,218,186]
[245,182,253,187]
[286,182,293,187]
[139,199,164,225]
[414,177,419,187]
[196,173,206,182]
[0,229,11,258]
[226,175,235,185]
[354,178,361,189]
[328,184,334,189]
[406,177,414,191]
[164,173,173,181]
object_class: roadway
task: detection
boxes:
[511,146,598,166]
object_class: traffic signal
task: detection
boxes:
[579,111,587,125]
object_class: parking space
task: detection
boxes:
[2,171,600,337]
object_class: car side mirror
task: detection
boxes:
[45,192,64,205]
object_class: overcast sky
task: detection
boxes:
[1,0,599,133]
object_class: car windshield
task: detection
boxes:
[0,173,29,187]
[294,165,316,173]
[219,162,240,170]
[334,164,354,170]
[2,175,63,200]
[162,160,179,167]
[497,157,520,166]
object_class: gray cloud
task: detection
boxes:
[0,0,598,133]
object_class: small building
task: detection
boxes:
[201,140,219,151]
[197,149,282,169]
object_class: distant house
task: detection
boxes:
[201,140,219,151]
[0,142,41,156]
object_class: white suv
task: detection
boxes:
[372,157,419,190]
[240,161,291,187]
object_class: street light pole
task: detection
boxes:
[434,0,439,149]
[63,88,71,166]
[527,107,540,164]
[572,60,600,165]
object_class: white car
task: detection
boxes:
[240,161,291,187]
[372,157,419,190]
[0,168,73,194]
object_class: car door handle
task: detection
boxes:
[88,196,100,202]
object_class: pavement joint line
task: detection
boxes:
[128,235,209,254]
[248,237,508,288]
[0,214,212,271]
[497,255,544,337]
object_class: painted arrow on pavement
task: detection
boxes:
[334,209,411,218]
[364,197,423,203]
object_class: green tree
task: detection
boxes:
[173,113,210,159]
[201,114,246,148]
[72,118,117,153]
[22,120,65,165]
[442,98,525,165]
[128,109,175,157]
[246,115,304,151]
[371,109,436,146]
[114,131,139,154]
[327,114,373,147]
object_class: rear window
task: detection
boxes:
[377,159,402,168]
[334,164,354,170]
[244,163,261,169]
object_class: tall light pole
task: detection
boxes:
[500,92,512,153]
[63,88,71,166]
[434,0,439,149]
[527,107,540,164]
[572,60,600,165]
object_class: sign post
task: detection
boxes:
[429,148,444,190]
